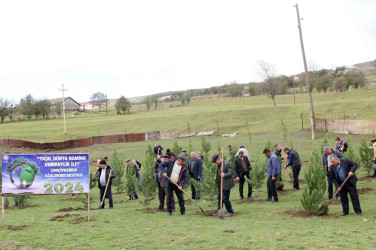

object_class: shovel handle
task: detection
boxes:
[327,174,351,206]
[100,169,113,207]
[165,175,207,215]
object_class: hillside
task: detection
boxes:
[1,88,376,143]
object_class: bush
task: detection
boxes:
[136,145,158,207]
[245,156,266,197]
[111,150,125,193]
[301,150,327,215]
[359,138,374,176]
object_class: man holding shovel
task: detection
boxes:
[329,155,362,216]
[212,154,235,216]
[93,159,115,209]
[160,155,188,216]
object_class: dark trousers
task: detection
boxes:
[99,185,113,208]
[327,172,339,199]
[339,182,362,214]
[239,173,252,198]
[267,176,278,201]
[157,180,175,210]
[190,175,200,199]
[166,184,185,213]
[217,185,234,213]
[292,165,301,189]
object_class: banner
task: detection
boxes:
[1,154,90,194]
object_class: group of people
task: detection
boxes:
[91,137,376,217]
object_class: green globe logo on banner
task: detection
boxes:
[6,157,41,189]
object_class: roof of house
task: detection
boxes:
[49,97,81,106]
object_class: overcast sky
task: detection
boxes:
[1,0,375,103]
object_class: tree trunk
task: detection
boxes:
[272,97,277,107]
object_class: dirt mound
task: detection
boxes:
[57,207,86,212]
[283,209,328,218]
[278,190,293,196]
[6,225,29,231]
[224,230,234,233]
[359,176,375,182]
[234,198,264,204]
[50,213,80,221]
[70,217,87,224]
[114,200,130,204]
[358,187,375,194]
[136,207,157,214]
[195,210,239,217]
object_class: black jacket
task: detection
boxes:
[329,157,358,187]
[93,166,115,188]
[286,149,302,168]
[216,160,235,191]
[322,150,342,172]
[234,156,251,178]
[154,145,163,156]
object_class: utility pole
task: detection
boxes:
[59,83,68,134]
[295,3,315,140]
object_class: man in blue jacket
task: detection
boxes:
[284,148,302,190]
[322,146,342,200]
[264,149,281,203]
[188,152,202,200]
[160,155,188,216]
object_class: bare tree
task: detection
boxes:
[258,61,279,107]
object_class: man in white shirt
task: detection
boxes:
[161,155,188,216]
[92,159,115,209]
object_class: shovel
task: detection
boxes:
[217,148,226,219]
[165,175,208,216]
[318,174,351,215]
[99,169,113,209]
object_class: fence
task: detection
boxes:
[0,130,174,150]
[315,118,376,134]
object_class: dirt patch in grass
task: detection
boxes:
[359,176,375,182]
[283,209,328,218]
[70,217,87,224]
[60,197,86,201]
[234,198,265,204]
[358,187,375,194]
[224,230,234,233]
[195,210,239,217]
[50,213,80,221]
[57,207,86,212]
[6,225,30,231]
[175,199,194,205]
[113,192,125,195]
[114,200,130,204]
[278,189,293,196]
[136,207,157,214]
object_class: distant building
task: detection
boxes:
[80,101,101,111]
[49,97,81,113]
[159,95,172,102]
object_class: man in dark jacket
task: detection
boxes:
[154,144,163,157]
[212,154,235,215]
[329,155,362,216]
[322,146,342,200]
[160,155,188,216]
[188,152,202,200]
[156,155,175,211]
[264,149,281,202]
[284,148,302,190]
[92,159,115,209]
[234,151,253,199]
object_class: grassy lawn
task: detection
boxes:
[1,88,376,249]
